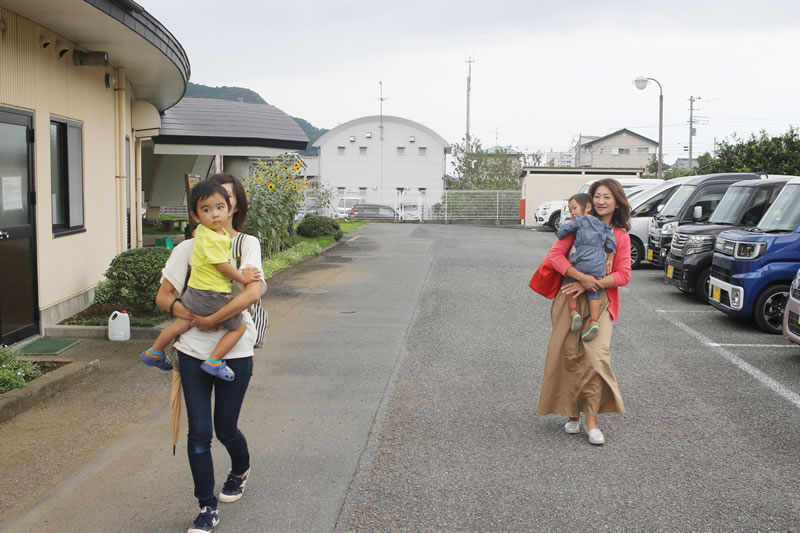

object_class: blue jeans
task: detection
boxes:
[179,351,253,509]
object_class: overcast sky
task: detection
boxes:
[147,0,800,165]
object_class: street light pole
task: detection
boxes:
[634,76,663,179]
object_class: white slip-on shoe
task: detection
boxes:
[587,428,605,445]
[564,420,581,434]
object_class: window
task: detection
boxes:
[408,136,416,143]
[397,147,405,155]
[637,147,650,154]
[365,132,372,138]
[337,146,345,155]
[419,188,427,196]
[359,146,367,155]
[348,136,356,142]
[418,147,427,155]
[50,118,84,234]
[337,187,346,195]
[618,148,630,155]
[358,187,367,196]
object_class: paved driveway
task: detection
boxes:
[3,223,799,532]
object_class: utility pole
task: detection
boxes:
[379,81,385,202]
[688,96,700,169]
[465,57,474,152]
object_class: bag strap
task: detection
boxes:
[232,233,244,269]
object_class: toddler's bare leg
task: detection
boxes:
[208,322,247,361]
[151,318,192,353]
[588,299,600,322]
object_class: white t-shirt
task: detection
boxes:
[161,234,266,360]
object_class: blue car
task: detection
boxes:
[708,176,800,333]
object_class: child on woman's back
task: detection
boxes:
[140,180,259,380]
[556,193,617,342]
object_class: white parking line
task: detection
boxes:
[707,343,798,348]
[656,309,718,313]
[656,310,800,409]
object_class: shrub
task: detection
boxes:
[0,346,41,392]
[103,247,171,311]
[297,215,343,241]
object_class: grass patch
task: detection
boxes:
[0,346,42,393]
[263,241,324,278]
[339,220,366,233]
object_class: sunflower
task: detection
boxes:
[292,185,298,191]
[285,185,290,190]
[245,189,250,194]
[304,178,308,184]
[257,176,264,184]
[267,183,275,190]
[293,162,301,171]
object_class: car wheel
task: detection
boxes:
[754,284,790,334]
[694,267,710,303]
[630,237,644,269]
[550,211,561,232]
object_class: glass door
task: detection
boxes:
[0,107,38,345]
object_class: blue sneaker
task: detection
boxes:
[200,360,235,381]
[140,349,172,371]
[187,506,219,533]
[219,467,250,503]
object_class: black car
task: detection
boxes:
[646,173,761,267]
[664,176,792,301]
[349,204,397,221]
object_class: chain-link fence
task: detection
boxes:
[420,190,521,222]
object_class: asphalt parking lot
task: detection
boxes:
[4,223,799,532]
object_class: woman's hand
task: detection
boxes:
[577,272,602,292]
[191,315,222,331]
[560,280,586,298]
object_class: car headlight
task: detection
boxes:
[661,221,678,235]
[715,238,735,255]
[792,269,800,292]
[684,235,715,255]
[734,241,767,260]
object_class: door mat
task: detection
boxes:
[16,338,82,355]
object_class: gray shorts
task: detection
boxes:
[182,286,243,330]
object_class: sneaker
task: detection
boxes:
[587,428,605,445]
[581,320,600,342]
[569,310,582,332]
[564,419,581,434]
[188,506,219,533]
[140,349,172,371]
[219,467,250,503]
[200,360,235,381]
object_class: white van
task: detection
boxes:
[336,197,364,218]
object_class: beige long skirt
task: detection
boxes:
[536,287,625,417]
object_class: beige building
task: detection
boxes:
[546,129,657,170]
[0,0,189,344]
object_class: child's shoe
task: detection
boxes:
[201,359,235,381]
[581,319,600,342]
[569,308,582,332]
[140,348,173,371]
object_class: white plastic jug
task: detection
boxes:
[108,310,131,341]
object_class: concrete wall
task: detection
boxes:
[317,117,448,207]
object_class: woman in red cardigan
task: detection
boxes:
[536,179,632,445]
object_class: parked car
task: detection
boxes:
[664,176,792,300]
[646,173,761,268]
[559,178,663,228]
[708,176,800,334]
[628,177,693,268]
[349,203,397,221]
[398,203,420,221]
[784,267,800,347]
[336,197,365,218]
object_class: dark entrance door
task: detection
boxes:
[0,107,38,345]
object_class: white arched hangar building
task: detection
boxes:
[313,116,451,215]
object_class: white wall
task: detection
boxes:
[317,117,448,208]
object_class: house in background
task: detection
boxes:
[313,115,450,211]
[672,157,699,170]
[144,97,308,220]
[546,129,657,170]
[0,0,189,344]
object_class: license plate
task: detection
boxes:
[647,249,654,260]
[712,286,721,302]
[667,265,674,278]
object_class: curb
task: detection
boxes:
[44,325,161,340]
[0,359,100,425]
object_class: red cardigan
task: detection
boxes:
[546,226,631,322]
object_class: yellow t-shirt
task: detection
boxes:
[187,224,232,293]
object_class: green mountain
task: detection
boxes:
[184,82,326,154]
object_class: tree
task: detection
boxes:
[702,128,800,175]
[445,136,542,190]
